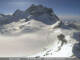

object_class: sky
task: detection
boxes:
[0,0,80,16]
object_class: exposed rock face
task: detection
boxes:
[0,4,61,35]
[0,4,59,25]
[25,4,59,24]
[0,15,14,25]
[13,9,24,19]
[73,43,80,58]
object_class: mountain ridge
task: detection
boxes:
[0,4,59,25]
[0,4,79,58]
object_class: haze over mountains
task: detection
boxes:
[0,4,80,58]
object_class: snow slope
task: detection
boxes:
[0,4,79,57]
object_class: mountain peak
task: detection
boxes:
[0,4,60,25]
[13,9,23,16]
[25,4,54,16]
[24,4,59,24]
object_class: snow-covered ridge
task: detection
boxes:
[0,4,59,25]
[0,4,60,35]
[0,4,79,58]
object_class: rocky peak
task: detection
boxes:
[13,9,24,19]
[24,4,59,24]
[13,9,23,16]
[25,4,54,16]
[0,4,60,25]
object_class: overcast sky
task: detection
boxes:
[0,0,80,16]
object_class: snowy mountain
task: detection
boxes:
[0,4,79,58]
[0,4,59,25]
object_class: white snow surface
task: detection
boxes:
[0,19,77,57]
[0,5,78,57]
